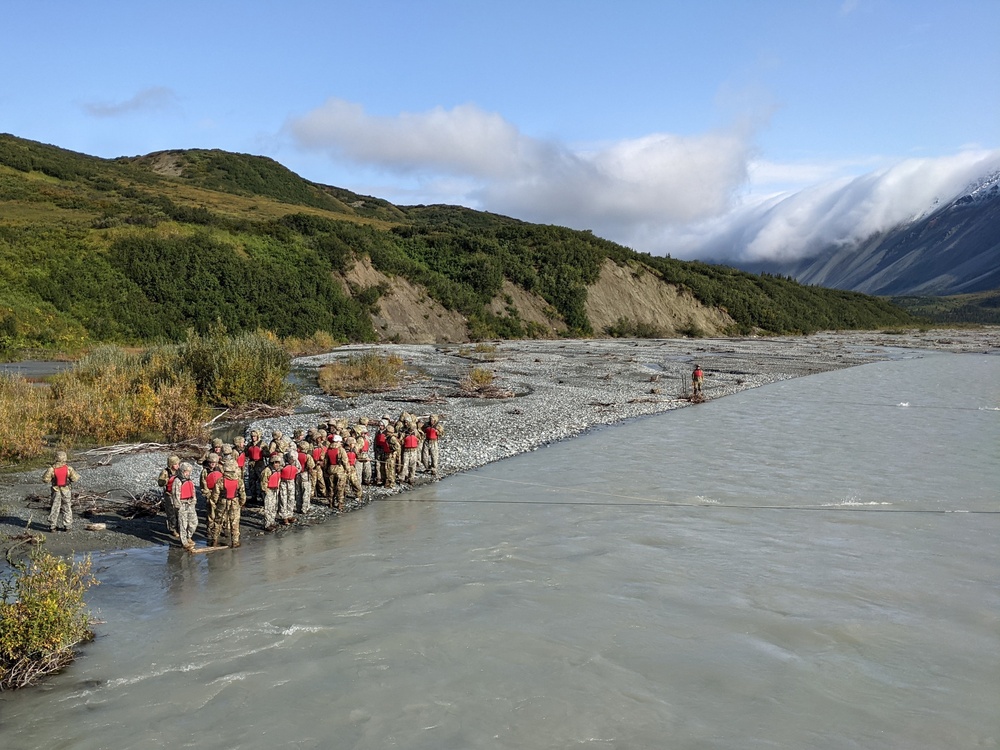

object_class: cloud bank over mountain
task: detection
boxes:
[287,98,1000,263]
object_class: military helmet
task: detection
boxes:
[168,455,181,467]
[207,453,220,464]
[55,450,68,463]
[211,437,223,448]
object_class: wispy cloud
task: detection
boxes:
[81,86,179,118]
[286,98,999,265]
[656,149,1000,262]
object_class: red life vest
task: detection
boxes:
[280,464,298,481]
[404,434,419,449]
[694,369,703,379]
[223,478,239,500]
[206,470,222,491]
[166,476,176,493]
[298,451,308,469]
[266,470,281,490]
[375,433,389,452]
[179,480,195,501]
[425,427,438,441]
[326,447,340,464]
[312,447,324,462]
[246,445,263,461]
[236,453,246,468]
[53,465,69,486]
[361,437,370,452]
[346,450,356,466]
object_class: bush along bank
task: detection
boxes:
[0,548,98,690]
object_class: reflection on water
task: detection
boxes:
[1,354,997,749]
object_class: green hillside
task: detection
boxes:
[0,133,915,353]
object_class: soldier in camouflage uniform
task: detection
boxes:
[172,462,199,551]
[244,429,266,503]
[400,421,421,484]
[260,454,282,531]
[200,453,224,544]
[296,440,316,513]
[344,436,364,505]
[354,419,373,485]
[381,425,402,488]
[212,459,246,547]
[420,414,444,476]
[43,451,80,532]
[157,454,182,538]
[323,433,351,511]
[278,450,299,525]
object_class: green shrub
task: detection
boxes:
[180,330,293,407]
[0,550,98,690]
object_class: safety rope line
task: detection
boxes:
[382,475,1000,514]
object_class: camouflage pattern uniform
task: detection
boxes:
[381,425,402,488]
[323,435,351,511]
[212,459,246,547]
[260,454,282,531]
[355,419,373,485]
[420,415,444,476]
[201,453,223,544]
[296,441,316,513]
[400,423,421,483]
[244,430,266,503]
[278,451,299,524]
[158,455,182,537]
[173,462,199,551]
[344,437,364,504]
[43,451,79,532]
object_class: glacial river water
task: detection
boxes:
[2,353,998,749]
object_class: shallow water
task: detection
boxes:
[2,353,997,749]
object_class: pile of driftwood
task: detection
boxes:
[26,489,162,520]
[82,442,204,466]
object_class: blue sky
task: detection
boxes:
[3,0,999,261]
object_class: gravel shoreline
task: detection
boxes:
[2,328,996,559]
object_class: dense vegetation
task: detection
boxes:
[0,133,918,354]
[891,290,1000,326]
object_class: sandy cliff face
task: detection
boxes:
[584,259,735,336]
[342,257,469,344]
[342,256,734,343]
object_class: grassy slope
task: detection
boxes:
[0,133,917,352]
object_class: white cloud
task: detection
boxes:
[81,86,179,118]
[286,98,999,265]
[654,149,1000,262]
[286,98,754,230]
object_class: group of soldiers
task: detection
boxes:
[155,412,445,551]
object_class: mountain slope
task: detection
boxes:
[742,174,1000,296]
[0,134,915,351]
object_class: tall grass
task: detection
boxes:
[317,352,404,397]
[0,374,49,462]
[48,346,206,444]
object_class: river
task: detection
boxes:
[1,353,997,749]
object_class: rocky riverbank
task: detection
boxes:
[2,328,996,558]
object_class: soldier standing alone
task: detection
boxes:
[43,451,79,532]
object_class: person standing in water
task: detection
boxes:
[691,364,704,398]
